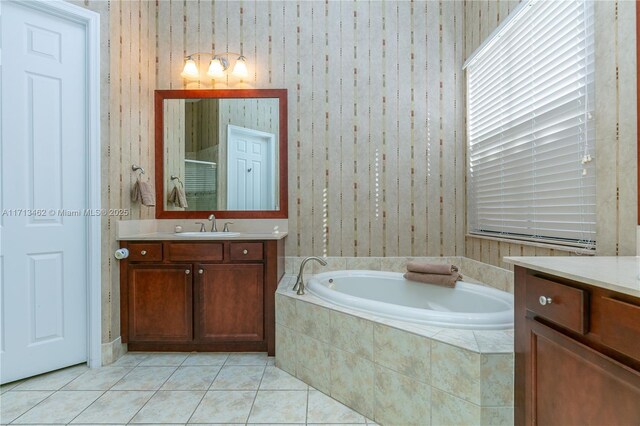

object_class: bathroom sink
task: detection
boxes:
[175,232,241,237]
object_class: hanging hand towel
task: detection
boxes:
[406,261,459,275]
[403,271,462,288]
[168,183,188,208]
[132,177,155,206]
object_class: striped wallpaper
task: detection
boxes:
[67,0,636,344]
[70,0,157,343]
[156,0,467,259]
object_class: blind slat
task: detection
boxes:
[467,0,595,245]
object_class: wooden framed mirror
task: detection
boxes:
[154,89,288,219]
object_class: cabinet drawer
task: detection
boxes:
[526,275,588,334]
[600,297,640,361]
[167,243,223,262]
[230,242,263,261]
[128,243,162,261]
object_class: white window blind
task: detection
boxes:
[466,0,595,245]
[185,159,217,194]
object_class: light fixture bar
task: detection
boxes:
[181,51,248,80]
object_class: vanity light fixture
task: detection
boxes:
[180,52,249,80]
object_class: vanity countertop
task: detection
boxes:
[119,231,288,241]
[504,256,640,298]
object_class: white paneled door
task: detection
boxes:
[0,1,92,383]
[227,125,276,210]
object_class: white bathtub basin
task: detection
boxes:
[306,270,513,330]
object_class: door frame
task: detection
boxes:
[2,0,102,368]
[226,124,276,210]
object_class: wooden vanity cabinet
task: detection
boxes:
[127,263,193,342]
[119,239,284,355]
[515,267,640,425]
[195,263,264,342]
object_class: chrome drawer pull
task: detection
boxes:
[243,249,248,255]
[539,296,553,306]
[198,269,204,274]
[141,250,147,256]
[185,269,190,275]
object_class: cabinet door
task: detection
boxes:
[128,264,193,342]
[528,320,640,425]
[195,264,264,342]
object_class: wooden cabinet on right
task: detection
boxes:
[515,267,640,426]
[195,264,264,342]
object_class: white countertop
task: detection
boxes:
[504,256,640,298]
[119,231,288,241]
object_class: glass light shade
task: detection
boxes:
[207,58,225,78]
[232,56,248,78]
[180,58,199,80]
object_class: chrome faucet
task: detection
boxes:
[293,256,327,295]
[208,214,217,232]
[223,222,234,232]
[195,222,206,232]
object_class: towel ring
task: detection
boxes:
[132,164,145,175]
[171,175,183,187]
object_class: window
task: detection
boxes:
[465,0,595,246]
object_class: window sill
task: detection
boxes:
[465,233,596,254]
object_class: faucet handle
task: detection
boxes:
[195,222,206,232]
[223,222,234,232]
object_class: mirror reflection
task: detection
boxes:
[164,98,280,211]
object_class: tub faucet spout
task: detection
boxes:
[293,256,327,295]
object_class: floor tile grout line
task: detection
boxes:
[64,389,108,425]
[246,364,268,424]
[124,360,184,425]
[6,368,90,425]
[305,384,310,425]
[184,362,225,425]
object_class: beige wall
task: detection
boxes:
[164,99,186,211]
[464,0,638,270]
[156,0,467,258]
[74,0,637,345]
[69,0,157,344]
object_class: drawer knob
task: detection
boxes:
[539,296,553,306]
[141,250,147,256]
[185,269,190,275]
[243,249,248,255]
[198,269,204,274]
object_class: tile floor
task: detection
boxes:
[1,352,376,425]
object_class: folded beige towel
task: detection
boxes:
[403,271,462,288]
[132,178,155,206]
[406,261,459,275]
[168,183,188,208]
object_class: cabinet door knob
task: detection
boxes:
[141,250,147,256]
[198,269,204,274]
[185,269,191,275]
[539,296,552,306]
[243,249,248,255]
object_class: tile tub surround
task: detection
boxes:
[276,276,514,425]
[285,255,514,294]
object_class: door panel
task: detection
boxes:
[196,264,264,342]
[128,264,193,342]
[1,2,88,383]
[529,320,640,425]
[227,125,274,210]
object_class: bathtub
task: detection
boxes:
[306,270,513,330]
